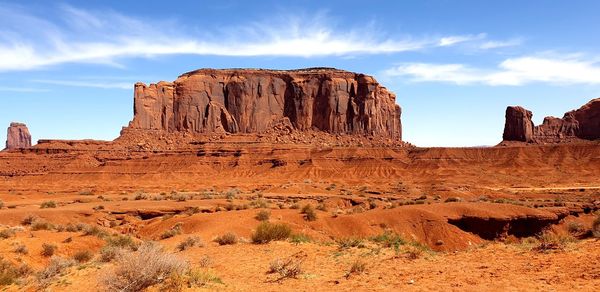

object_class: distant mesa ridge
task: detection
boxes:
[503,98,600,143]
[126,68,402,140]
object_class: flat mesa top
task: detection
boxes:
[178,67,366,78]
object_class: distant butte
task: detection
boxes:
[502,98,600,144]
[5,122,31,150]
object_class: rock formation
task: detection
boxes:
[126,68,402,140]
[503,106,534,142]
[5,122,31,150]
[502,98,600,143]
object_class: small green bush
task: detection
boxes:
[251,222,292,244]
[40,201,57,209]
[301,204,317,221]
[41,243,57,257]
[255,210,270,221]
[214,233,237,245]
[72,250,93,263]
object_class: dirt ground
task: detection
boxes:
[0,138,598,291]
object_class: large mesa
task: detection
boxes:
[125,68,402,140]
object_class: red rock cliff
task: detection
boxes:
[5,122,31,150]
[502,98,600,143]
[127,68,402,140]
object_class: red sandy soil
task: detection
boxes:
[0,135,598,290]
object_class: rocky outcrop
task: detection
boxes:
[503,106,534,142]
[127,68,402,140]
[5,122,31,150]
[502,98,600,143]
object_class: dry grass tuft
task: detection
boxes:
[101,243,189,292]
[176,236,203,251]
[41,243,57,257]
[255,209,271,221]
[268,253,305,281]
[301,204,317,221]
[251,222,292,244]
[346,259,367,278]
[72,250,94,263]
[214,233,238,245]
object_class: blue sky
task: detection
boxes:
[1,0,600,147]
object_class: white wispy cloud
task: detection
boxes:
[384,56,600,86]
[439,33,486,47]
[479,39,522,49]
[32,80,132,89]
[0,86,49,92]
[0,4,495,72]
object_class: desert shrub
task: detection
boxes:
[268,256,303,280]
[316,202,327,211]
[346,259,366,277]
[72,250,93,263]
[567,222,585,234]
[41,243,57,257]
[134,193,148,200]
[301,204,317,221]
[65,223,78,232]
[251,222,292,244]
[290,203,300,209]
[368,200,378,210]
[534,232,574,252]
[101,243,189,292]
[82,225,107,238]
[250,198,269,209]
[213,233,237,245]
[63,237,73,243]
[444,197,462,203]
[105,234,138,250]
[198,255,212,268]
[14,244,28,255]
[290,233,312,244]
[21,215,37,225]
[40,201,57,209]
[176,236,203,251]
[160,223,183,240]
[255,210,271,221]
[31,220,53,231]
[0,257,31,286]
[0,229,15,239]
[187,268,223,287]
[99,246,122,263]
[404,245,425,260]
[593,215,600,238]
[337,238,365,249]
[36,256,75,285]
[54,224,65,232]
[371,231,406,249]
[79,190,94,196]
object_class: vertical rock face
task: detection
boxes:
[127,68,402,140]
[503,106,534,142]
[5,122,31,150]
[502,98,600,143]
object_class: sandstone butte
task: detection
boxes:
[127,68,402,140]
[502,98,600,143]
[5,122,31,150]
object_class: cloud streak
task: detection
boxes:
[0,4,499,72]
[384,56,600,86]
